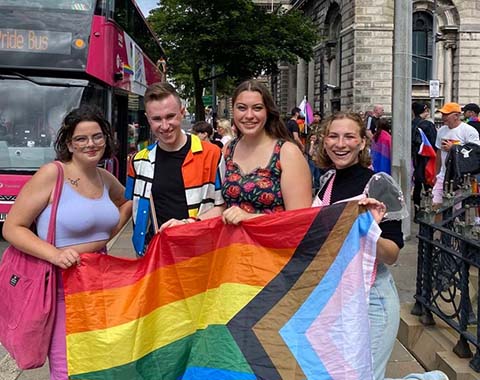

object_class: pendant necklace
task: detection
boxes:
[68,177,80,187]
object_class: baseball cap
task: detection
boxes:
[437,102,461,114]
[412,102,428,117]
[462,103,480,114]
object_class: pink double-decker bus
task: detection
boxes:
[0,0,166,220]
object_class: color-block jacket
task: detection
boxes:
[125,134,225,255]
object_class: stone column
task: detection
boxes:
[308,59,315,105]
[288,64,297,112]
[296,58,307,106]
[443,41,455,103]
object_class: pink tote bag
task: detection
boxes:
[0,161,63,369]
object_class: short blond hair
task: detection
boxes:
[216,118,234,137]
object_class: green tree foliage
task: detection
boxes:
[148,0,317,120]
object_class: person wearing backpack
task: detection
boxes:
[411,102,437,220]
[433,102,480,205]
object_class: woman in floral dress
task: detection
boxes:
[221,80,311,224]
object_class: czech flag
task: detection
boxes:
[417,128,436,185]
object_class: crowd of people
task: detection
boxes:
[6,78,477,380]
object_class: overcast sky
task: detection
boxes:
[136,0,158,16]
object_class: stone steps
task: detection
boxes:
[398,303,480,380]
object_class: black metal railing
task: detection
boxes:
[412,188,480,372]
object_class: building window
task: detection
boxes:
[412,11,433,83]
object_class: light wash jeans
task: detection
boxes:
[369,263,400,380]
[370,266,449,380]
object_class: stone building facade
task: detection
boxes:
[272,0,480,117]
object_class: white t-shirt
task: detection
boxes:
[435,121,480,177]
[220,135,232,146]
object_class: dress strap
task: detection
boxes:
[225,138,239,162]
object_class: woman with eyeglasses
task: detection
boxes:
[3,105,132,380]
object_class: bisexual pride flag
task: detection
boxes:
[63,202,380,380]
[417,128,437,185]
[299,97,314,130]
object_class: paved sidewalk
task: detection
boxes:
[1,220,424,380]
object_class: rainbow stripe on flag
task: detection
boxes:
[63,202,379,380]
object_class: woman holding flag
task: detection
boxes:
[220,79,312,224]
[313,112,446,380]
[3,106,132,380]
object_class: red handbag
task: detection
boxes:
[0,161,64,369]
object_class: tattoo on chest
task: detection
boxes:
[68,177,80,187]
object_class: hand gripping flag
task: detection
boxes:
[417,128,437,185]
[63,202,380,380]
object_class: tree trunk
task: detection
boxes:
[192,65,205,122]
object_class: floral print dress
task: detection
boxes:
[221,138,285,214]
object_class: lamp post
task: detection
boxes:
[430,0,437,118]
[319,52,325,117]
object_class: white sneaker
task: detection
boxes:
[423,371,448,380]
[401,370,449,380]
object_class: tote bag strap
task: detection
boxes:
[46,161,64,245]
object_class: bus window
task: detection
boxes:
[0,0,95,11]
[0,76,87,170]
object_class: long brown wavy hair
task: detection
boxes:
[316,112,371,169]
[232,80,292,141]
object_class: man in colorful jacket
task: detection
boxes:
[125,82,225,255]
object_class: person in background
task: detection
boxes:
[305,111,324,193]
[286,106,305,152]
[216,118,235,147]
[370,118,392,175]
[307,134,322,193]
[191,120,223,149]
[3,105,132,380]
[307,111,323,138]
[411,102,437,220]
[365,104,385,139]
[314,111,448,380]
[432,102,480,206]
[221,79,312,224]
[296,114,306,145]
[462,103,480,134]
[126,82,225,254]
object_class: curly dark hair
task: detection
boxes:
[54,105,115,162]
[191,121,213,137]
[316,112,371,169]
[232,80,292,142]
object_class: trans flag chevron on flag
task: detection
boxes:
[63,202,380,380]
[417,127,437,185]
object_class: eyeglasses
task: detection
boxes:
[71,133,106,147]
